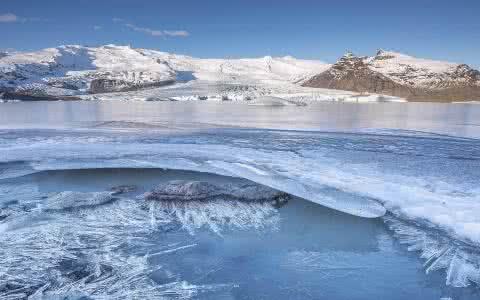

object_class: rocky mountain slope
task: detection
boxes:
[0,45,328,101]
[302,50,480,102]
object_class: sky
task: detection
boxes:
[1,0,479,67]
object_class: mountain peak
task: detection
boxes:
[333,52,367,71]
[373,49,398,60]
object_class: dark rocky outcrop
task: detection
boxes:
[141,180,290,205]
[0,90,82,101]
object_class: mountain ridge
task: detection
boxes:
[1,45,479,102]
[0,44,329,101]
[302,50,480,102]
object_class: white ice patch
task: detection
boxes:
[232,162,269,176]
[43,191,115,210]
[0,139,387,218]
[384,216,480,287]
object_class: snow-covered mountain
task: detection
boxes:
[0,45,176,100]
[2,45,479,102]
[0,45,328,101]
[139,49,329,83]
[302,50,480,101]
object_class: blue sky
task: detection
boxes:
[1,0,479,67]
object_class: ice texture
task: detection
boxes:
[43,191,115,210]
[0,184,271,298]
[384,216,480,287]
[0,126,479,291]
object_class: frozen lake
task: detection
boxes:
[1,101,480,138]
[0,101,479,299]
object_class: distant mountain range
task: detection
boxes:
[1,45,478,102]
[302,50,480,102]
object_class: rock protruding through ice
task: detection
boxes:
[141,180,290,206]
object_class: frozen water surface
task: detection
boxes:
[0,101,480,299]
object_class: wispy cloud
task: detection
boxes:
[0,13,49,23]
[125,23,189,37]
[125,23,164,36]
[113,18,189,37]
[0,13,19,23]
[93,25,102,31]
[162,30,189,37]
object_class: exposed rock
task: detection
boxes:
[303,50,480,102]
[303,53,402,92]
[141,180,290,205]
[45,78,82,90]
[0,90,82,101]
